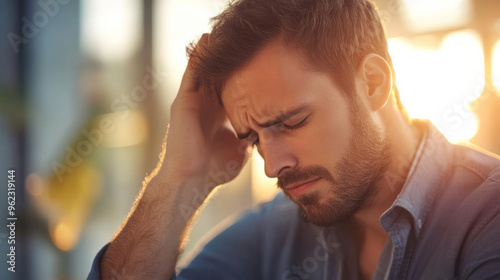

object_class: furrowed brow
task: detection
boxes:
[236,105,307,140]
[258,105,306,128]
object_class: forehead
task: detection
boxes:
[221,39,323,114]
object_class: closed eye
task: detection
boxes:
[247,115,310,146]
[283,116,309,130]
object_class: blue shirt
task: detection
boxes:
[88,121,500,279]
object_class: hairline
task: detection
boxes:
[219,35,363,106]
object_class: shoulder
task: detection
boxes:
[438,143,500,229]
[177,193,310,279]
[426,145,500,273]
[450,143,500,184]
[202,192,300,236]
[207,192,303,243]
[433,143,500,212]
[180,192,303,262]
[405,143,500,278]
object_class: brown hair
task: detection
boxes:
[187,0,405,113]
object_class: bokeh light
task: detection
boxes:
[80,0,142,62]
[389,30,485,142]
[493,40,500,93]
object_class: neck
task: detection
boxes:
[354,109,422,235]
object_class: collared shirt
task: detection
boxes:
[87,121,500,280]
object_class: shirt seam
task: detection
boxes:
[453,160,490,181]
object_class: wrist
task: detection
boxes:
[147,167,213,208]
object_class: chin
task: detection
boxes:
[297,199,359,227]
[301,208,354,226]
[284,184,369,226]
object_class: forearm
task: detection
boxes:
[100,167,206,280]
[97,33,248,279]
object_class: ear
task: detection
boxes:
[356,54,393,112]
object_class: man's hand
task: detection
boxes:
[164,33,252,189]
[99,34,251,280]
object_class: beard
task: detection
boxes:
[278,97,391,226]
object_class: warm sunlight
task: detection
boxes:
[250,31,489,201]
[51,222,77,251]
[155,0,227,107]
[251,149,279,203]
[389,30,485,142]
[80,0,142,62]
[493,40,500,94]
[401,0,471,33]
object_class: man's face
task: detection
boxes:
[222,40,390,226]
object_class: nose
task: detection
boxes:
[257,131,297,178]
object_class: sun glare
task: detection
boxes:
[389,30,485,142]
[246,31,490,202]
[493,40,500,94]
[80,0,141,62]
[401,0,471,33]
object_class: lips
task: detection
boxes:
[284,177,321,197]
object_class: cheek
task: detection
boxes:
[289,109,351,169]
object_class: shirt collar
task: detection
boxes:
[381,120,454,236]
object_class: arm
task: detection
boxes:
[99,169,205,279]
[97,34,252,280]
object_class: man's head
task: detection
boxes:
[188,0,405,112]
[188,0,402,225]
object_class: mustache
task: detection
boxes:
[277,165,334,189]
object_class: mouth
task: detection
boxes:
[284,177,321,197]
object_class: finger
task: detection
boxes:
[180,33,210,93]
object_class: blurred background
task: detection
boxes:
[0,0,499,279]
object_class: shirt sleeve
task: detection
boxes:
[86,209,263,280]
[86,243,180,280]
[86,243,109,280]
[176,209,263,280]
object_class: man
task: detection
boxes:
[88,0,500,279]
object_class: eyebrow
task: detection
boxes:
[236,105,307,140]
